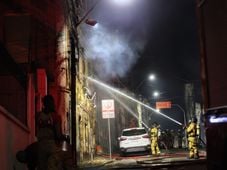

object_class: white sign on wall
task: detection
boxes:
[102,99,115,119]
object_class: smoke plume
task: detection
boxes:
[83,25,144,80]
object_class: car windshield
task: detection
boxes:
[122,129,147,136]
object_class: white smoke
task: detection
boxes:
[83,25,143,80]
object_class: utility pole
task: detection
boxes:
[137,103,142,127]
[67,0,102,166]
[173,104,188,148]
[184,83,195,120]
[70,34,77,165]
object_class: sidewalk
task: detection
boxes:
[79,155,114,169]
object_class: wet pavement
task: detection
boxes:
[79,149,207,169]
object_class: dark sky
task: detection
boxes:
[91,0,200,94]
[131,0,200,82]
[88,0,201,129]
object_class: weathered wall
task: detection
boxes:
[198,0,227,108]
[0,106,30,170]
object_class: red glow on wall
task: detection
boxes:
[36,69,47,112]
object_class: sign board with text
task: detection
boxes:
[156,101,172,109]
[102,99,115,119]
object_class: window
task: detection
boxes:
[122,129,147,136]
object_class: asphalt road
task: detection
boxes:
[79,150,207,170]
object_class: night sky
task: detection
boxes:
[87,0,202,129]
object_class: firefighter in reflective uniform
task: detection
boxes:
[186,117,199,159]
[150,122,161,155]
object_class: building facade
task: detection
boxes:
[0,0,73,168]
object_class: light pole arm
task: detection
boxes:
[173,104,187,126]
[135,79,155,93]
[173,104,188,148]
[76,0,103,27]
[135,79,146,92]
[68,0,102,166]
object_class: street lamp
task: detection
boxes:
[152,91,186,126]
[85,18,98,26]
[172,104,188,148]
[111,0,135,6]
[153,91,160,98]
[172,104,187,126]
[135,74,156,127]
[149,74,156,81]
[68,0,100,165]
[135,73,156,92]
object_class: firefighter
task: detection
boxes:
[150,122,161,155]
[186,117,199,159]
[36,95,63,170]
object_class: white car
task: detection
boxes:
[118,127,151,156]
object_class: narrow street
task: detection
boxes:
[1,0,227,169]
[79,149,206,169]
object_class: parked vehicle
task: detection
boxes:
[118,127,151,156]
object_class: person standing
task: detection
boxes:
[186,117,199,159]
[150,122,161,155]
[36,94,63,170]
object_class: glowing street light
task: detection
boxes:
[112,0,135,6]
[153,91,160,98]
[93,23,99,29]
[135,73,156,127]
[135,73,156,92]
[149,74,156,81]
